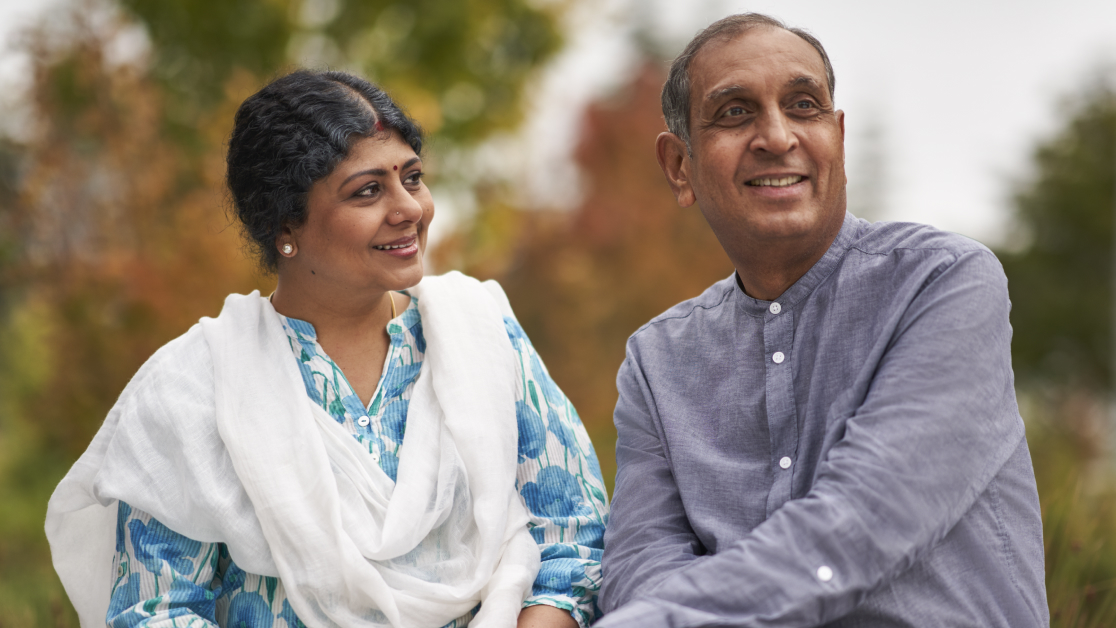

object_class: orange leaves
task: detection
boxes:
[435,62,735,489]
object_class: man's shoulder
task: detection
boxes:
[848,219,992,260]
[843,219,1007,292]
[629,275,738,342]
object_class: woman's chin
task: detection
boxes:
[388,259,426,291]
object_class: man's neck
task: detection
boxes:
[731,221,843,301]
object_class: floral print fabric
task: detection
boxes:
[109,295,608,628]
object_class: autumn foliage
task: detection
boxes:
[3,0,1116,625]
[434,64,733,480]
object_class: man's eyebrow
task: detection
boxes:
[705,76,824,103]
[705,85,749,102]
[786,76,824,92]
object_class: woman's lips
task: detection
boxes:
[373,236,419,258]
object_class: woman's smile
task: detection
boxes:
[373,235,419,257]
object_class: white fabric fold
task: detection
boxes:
[46,271,540,628]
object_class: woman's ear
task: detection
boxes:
[655,132,696,208]
[276,225,298,258]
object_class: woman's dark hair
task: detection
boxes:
[226,69,424,271]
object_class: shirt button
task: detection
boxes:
[769,302,781,315]
[772,351,785,364]
[779,456,792,469]
[817,565,834,582]
[357,416,370,427]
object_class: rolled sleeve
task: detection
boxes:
[507,317,610,626]
[108,501,221,628]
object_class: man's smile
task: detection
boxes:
[746,175,804,187]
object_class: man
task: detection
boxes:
[598,13,1048,627]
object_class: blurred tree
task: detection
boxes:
[119,0,561,145]
[433,63,735,487]
[994,75,1116,624]
[998,81,1116,391]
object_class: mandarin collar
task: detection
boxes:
[734,212,866,318]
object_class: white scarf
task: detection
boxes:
[45,272,540,628]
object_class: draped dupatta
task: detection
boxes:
[46,272,540,628]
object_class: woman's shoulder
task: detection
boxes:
[101,323,219,450]
[412,271,517,322]
[128,324,214,399]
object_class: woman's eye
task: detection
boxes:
[356,183,380,197]
[405,171,425,185]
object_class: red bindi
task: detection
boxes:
[393,165,398,171]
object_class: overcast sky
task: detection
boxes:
[2,0,1115,247]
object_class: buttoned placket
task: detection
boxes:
[763,300,799,517]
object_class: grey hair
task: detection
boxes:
[662,13,836,149]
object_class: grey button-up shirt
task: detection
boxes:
[599,214,1048,627]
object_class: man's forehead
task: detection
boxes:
[690,27,828,99]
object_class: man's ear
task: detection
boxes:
[655,132,696,208]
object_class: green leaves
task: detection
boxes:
[119,0,562,144]
[997,85,1116,391]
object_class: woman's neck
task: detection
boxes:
[270,275,398,331]
[269,274,411,406]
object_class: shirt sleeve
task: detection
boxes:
[598,355,706,613]
[107,501,221,628]
[505,317,610,628]
[598,251,1027,627]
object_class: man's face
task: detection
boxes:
[676,27,846,255]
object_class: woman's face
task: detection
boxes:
[283,132,434,294]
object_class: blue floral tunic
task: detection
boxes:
[107,294,609,628]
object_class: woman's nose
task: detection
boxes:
[386,185,424,224]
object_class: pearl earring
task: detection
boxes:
[282,243,294,255]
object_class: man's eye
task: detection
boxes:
[722,106,745,118]
[793,100,816,110]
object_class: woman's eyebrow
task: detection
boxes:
[337,158,421,190]
[339,168,387,189]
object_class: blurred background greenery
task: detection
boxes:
[0,0,1114,625]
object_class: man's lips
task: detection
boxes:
[745,174,805,187]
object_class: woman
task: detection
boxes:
[46,70,608,628]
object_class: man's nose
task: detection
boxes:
[750,110,797,155]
